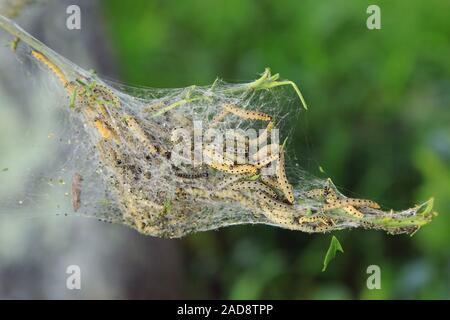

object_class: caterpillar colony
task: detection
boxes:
[0,15,436,238]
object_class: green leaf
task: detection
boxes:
[322,236,344,272]
[282,137,289,149]
[69,87,78,109]
[10,37,19,51]
[88,80,97,91]
[75,79,87,86]
[163,199,173,214]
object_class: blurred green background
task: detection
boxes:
[99,0,450,299]
[1,0,449,299]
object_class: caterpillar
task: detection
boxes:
[324,198,380,210]
[342,205,364,219]
[260,176,282,197]
[95,119,116,140]
[85,108,120,144]
[264,210,296,228]
[224,135,249,162]
[31,50,69,87]
[229,181,278,199]
[255,152,279,169]
[298,215,334,226]
[305,188,326,199]
[216,174,250,190]
[71,173,83,212]
[175,171,208,179]
[255,190,292,212]
[306,185,375,220]
[208,162,257,175]
[310,224,334,233]
[223,104,272,121]
[219,122,275,152]
[276,148,295,204]
[324,186,338,202]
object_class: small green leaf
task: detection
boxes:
[282,137,289,149]
[10,37,19,51]
[210,77,220,91]
[88,80,97,91]
[75,79,87,86]
[319,166,326,174]
[69,88,78,109]
[322,236,344,272]
[163,199,173,214]
[416,198,434,216]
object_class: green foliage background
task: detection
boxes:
[101,0,449,299]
